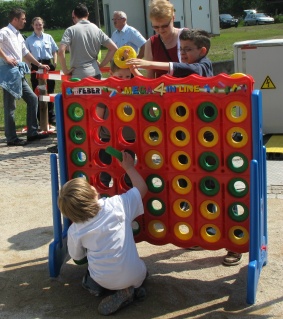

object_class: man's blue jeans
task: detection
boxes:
[4,78,38,142]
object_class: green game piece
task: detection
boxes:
[106,146,123,162]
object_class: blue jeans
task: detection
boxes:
[3,78,38,142]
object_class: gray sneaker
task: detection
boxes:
[82,272,105,296]
[98,287,134,315]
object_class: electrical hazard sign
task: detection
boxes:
[261,76,276,89]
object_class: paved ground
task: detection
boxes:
[0,133,283,319]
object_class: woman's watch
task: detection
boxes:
[38,62,43,68]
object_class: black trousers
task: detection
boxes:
[31,59,56,124]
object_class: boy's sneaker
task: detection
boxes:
[98,286,134,316]
[82,272,105,296]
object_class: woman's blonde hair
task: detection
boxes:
[58,178,100,223]
[149,0,174,20]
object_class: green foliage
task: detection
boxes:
[0,0,104,30]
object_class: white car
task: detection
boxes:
[244,13,274,26]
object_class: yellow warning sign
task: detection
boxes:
[261,76,276,89]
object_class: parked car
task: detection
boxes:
[244,13,274,26]
[243,9,257,18]
[219,14,239,29]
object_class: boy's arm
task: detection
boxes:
[120,151,147,198]
[126,58,170,71]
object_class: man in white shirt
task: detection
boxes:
[111,11,146,59]
[0,8,50,146]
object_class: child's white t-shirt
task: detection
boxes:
[67,187,147,290]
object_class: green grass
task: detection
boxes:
[1,23,283,132]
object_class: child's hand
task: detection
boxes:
[121,49,130,61]
[119,151,135,172]
[126,58,150,69]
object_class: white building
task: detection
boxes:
[102,0,220,38]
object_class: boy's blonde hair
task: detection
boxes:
[58,178,100,223]
[149,0,174,20]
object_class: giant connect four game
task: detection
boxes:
[49,73,267,304]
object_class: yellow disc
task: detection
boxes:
[200,224,221,243]
[173,199,192,218]
[200,200,220,220]
[226,127,248,148]
[114,45,137,69]
[171,151,191,171]
[225,101,247,123]
[198,127,219,147]
[148,220,166,238]
[230,73,247,78]
[174,222,193,241]
[169,102,189,122]
[228,226,249,245]
[116,102,135,122]
[172,175,192,195]
[145,150,163,169]
[170,126,190,147]
[143,126,163,146]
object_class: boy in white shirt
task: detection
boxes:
[58,151,148,316]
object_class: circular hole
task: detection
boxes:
[200,177,220,196]
[97,172,113,189]
[178,178,188,188]
[206,155,216,166]
[231,105,243,119]
[232,131,243,142]
[207,203,218,214]
[176,105,187,116]
[149,130,159,142]
[204,105,215,117]
[178,154,189,165]
[234,228,244,238]
[232,155,244,168]
[121,173,133,189]
[147,198,166,216]
[142,102,161,122]
[180,201,190,212]
[234,181,246,193]
[97,126,111,143]
[205,179,216,190]
[232,204,244,216]
[228,178,249,197]
[152,153,161,166]
[95,102,109,121]
[227,152,248,173]
[124,104,133,116]
[146,175,164,193]
[204,131,214,142]
[206,226,217,236]
[179,224,190,235]
[153,222,165,232]
[98,149,112,166]
[119,126,136,144]
[176,130,186,141]
[68,103,84,122]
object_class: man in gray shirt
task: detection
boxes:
[59,3,117,79]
